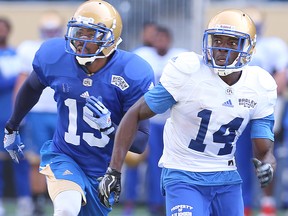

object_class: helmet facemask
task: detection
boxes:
[203,29,255,76]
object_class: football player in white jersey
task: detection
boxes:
[98,9,277,216]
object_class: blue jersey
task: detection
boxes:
[33,38,154,178]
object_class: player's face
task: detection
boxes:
[71,27,101,55]
[211,35,240,66]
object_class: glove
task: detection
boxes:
[3,126,25,163]
[84,96,115,135]
[252,158,273,188]
[98,167,121,208]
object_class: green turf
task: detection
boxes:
[2,198,287,216]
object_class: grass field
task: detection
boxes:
[2,198,288,216]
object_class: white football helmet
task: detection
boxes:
[202,9,257,76]
[65,0,123,65]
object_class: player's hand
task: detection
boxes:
[252,158,273,188]
[98,167,121,208]
[3,126,25,163]
[84,96,115,135]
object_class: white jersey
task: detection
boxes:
[158,52,277,172]
[17,40,57,113]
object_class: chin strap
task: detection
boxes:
[214,67,240,76]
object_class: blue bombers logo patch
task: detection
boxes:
[111,75,129,91]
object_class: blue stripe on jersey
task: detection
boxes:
[250,114,274,141]
[144,82,176,114]
[161,168,242,190]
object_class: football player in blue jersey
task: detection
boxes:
[98,9,277,216]
[3,1,154,216]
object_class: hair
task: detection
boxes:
[142,21,157,29]
[0,17,11,32]
[156,26,172,39]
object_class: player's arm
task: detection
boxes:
[13,72,28,103]
[110,96,155,171]
[97,96,155,207]
[110,82,176,171]
[4,70,45,163]
[6,70,45,129]
[251,114,276,188]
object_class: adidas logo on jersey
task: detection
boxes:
[80,91,90,98]
[62,170,73,176]
[222,99,234,107]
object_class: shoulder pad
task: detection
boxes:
[169,52,201,74]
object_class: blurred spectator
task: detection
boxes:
[236,7,288,216]
[0,17,32,216]
[13,11,64,216]
[141,21,158,47]
[132,21,158,51]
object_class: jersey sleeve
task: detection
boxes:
[32,50,48,87]
[32,38,65,87]
[144,83,177,114]
[160,52,201,101]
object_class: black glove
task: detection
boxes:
[252,158,273,188]
[98,167,121,208]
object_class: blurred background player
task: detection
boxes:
[235,7,288,216]
[133,21,157,50]
[123,25,187,216]
[0,17,32,216]
[13,11,64,216]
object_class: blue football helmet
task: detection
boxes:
[203,9,257,76]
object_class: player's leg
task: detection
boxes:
[210,184,244,216]
[40,140,111,216]
[164,183,210,216]
[53,190,82,216]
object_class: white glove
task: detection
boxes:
[84,96,115,135]
[3,127,25,163]
[252,158,273,188]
